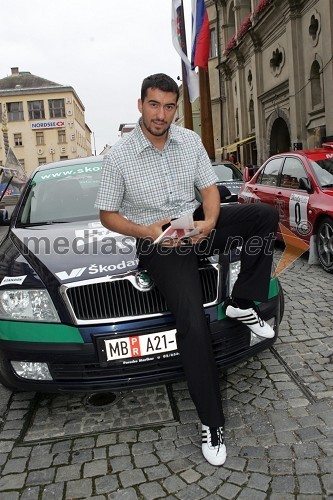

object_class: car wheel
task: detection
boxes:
[316,217,333,273]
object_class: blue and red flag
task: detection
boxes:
[191,0,210,71]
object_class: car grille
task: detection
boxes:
[64,266,219,324]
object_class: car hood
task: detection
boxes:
[217,180,244,195]
[6,220,139,286]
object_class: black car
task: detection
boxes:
[0,156,283,393]
[211,161,244,203]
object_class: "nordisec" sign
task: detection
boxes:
[31,120,66,130]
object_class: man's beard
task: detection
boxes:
[141,118,170,137]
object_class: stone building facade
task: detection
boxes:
[0,68,92,174]
[205,0,333,165]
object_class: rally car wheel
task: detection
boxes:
[316,217,333,273]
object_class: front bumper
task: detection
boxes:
[0,296,281,393]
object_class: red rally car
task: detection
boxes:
[239,143,333,273]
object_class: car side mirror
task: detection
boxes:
[243,166,254,182]
[299,177,312,192]
[0,208,10,226]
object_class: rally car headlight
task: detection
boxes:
[0,289,60,322]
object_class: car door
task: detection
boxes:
[276,156,312,241]
[245,157,282,206]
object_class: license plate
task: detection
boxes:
[100,329,178,362]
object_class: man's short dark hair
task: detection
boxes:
[141,73,179,102]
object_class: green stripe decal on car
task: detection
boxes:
[217,277,280,320]
[0,321,83,343]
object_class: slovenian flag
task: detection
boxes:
[191,0,210,71]
[171,0,199,103]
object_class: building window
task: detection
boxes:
[310,60,322,108]
[7,102,24,121]
[48,99,65,118]
[209,28,217,58]
[249,99,255,131]
[36,132,45,145]
[58,129,66,144]
[28,100,45,120]
[38,157,46,166]
[14,133,23,146]
[60,156,68,161]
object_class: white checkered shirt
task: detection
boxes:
[95,121,218,226]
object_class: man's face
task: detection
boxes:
[138,87,178,139]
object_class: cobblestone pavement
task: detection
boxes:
[0,250,332,499]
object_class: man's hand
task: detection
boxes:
[190,219,216,244]
[146,218,171,242]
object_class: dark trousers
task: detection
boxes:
[137,203,279,427]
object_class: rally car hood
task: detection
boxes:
[7,220,139,286]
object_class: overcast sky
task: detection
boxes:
[1,0,193,154]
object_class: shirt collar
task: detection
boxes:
[133,120,184,153]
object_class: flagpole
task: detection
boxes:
[199,67,215,160]
[180,0,193,130]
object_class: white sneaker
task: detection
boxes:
[202,425,227,466]
[225,303,275,338]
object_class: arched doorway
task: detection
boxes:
[269,117,291,156]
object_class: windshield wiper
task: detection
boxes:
[19,220,72,227]
[321,183,333,188]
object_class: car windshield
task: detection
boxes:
[310,158,333,188]
[17,161,102,226]
[213,163,243,181]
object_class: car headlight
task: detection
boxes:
[0,289,60,322]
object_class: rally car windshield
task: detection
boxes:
[310,159,333,188]
[17,162,102,226]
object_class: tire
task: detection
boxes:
[316,217,333,273]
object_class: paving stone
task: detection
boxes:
[145,464,171,481]
[228,471,248,486]
[268,445,293,459]
[28,454,53,470]
[53,452,70,466]
[163,474,187,493]
[132,442,154,455]
[180,469,201,484]
[41,482,64,499]
[177,483,207,500]
[138,481,166,499]
[237,488,267,499]
[66,478,93,498]
[298,475,323,495]
[108,444,131,457]
[95,474,119,494]
[0,473,26,491]
[119,469,146,488]
[322,473,333,495]
[71,449,93,464]
[107,487,139,499]
[247,472,271,491]
[109,456,133,473]
[198,476,221,493]
[55,464,81,482]
[134,453,159,468]
[270,475,296,493]
[2,458,27,474]
[20,486,40,499]
[96,433,117,447]
[294,458,318,475]
[83,459,108,478]
[269,459,294,475]
[216,482,241,499]
[26,468,55,486]
[0,493,19,500]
